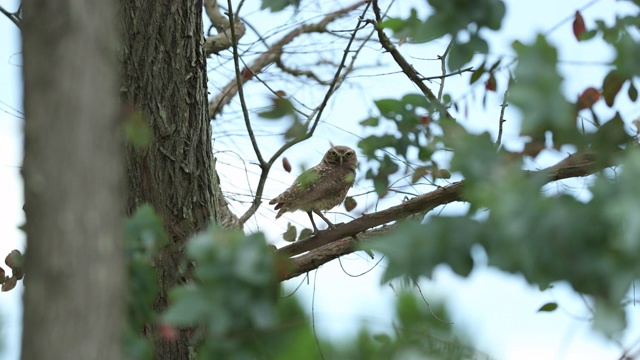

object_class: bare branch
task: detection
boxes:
[421,67,473,81]
[237,1,372,225]
[437,40,453,101]
[278,149,610,280]
[496,90,508,146]
[204,0,246,56]
[370,0,454,120]
[0,4,21,29]
[226,0,265,168]
[208,0,368,120]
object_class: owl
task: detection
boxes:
[270,145,357,235]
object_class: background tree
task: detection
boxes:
[20,1,124,359]
[2,0,640,359]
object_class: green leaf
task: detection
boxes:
[536,302,558,312]
[602,70,626,107]
[401,93,431,109]
[163,287,210,325]
[435,168,451,179]
[628,81,638,102]
[372,176,389,197]
[365,218,478,282]
[411,166,430,183]
[260,0,300,12]
[375,99,405,119]
[613,32,640,78]
[449,35,488,70]
[510,35,575,144]
[282,223,297,242]
[124,110,152,148]
[470,65,485,85]
[259,97,296,119]
[359,116,379,127]
[284,120,307,140]
[593,300,626,337]
[358,135,398,159]
[298,228,313,241]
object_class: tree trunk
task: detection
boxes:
[119,1,218,358]
[21,1,124,359]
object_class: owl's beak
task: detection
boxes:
[340,157,343,165]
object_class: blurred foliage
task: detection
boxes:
[380,0,506,69]
[124,205,168,359]
[357,0,640,340]
[163,226,284,358]
[157,224,486,359]
[0,250,23,292]
[117,0,640,357]
[124,108,152,148]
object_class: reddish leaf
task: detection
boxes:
[0,267,4,281]
[344,196,357,212]
[485,74,497,92]
[159,323,178,341]
[577,87,601,110]
[572,11,586,41]
[282,157,291,173]
[241,67,254,80]
[2,277,16,292]
[602,70,626,107]
[419,115,432,125]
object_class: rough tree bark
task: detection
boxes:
[119,1,221,358]
[21,1,124,359]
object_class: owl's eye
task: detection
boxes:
[345,152,353,158]
[331,151,338,157]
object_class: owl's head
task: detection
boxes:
[323,145,357,169]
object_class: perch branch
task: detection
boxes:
[278,149,609,280]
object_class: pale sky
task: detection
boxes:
[1,1,640,359]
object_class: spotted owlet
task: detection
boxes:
[269,145,357,235]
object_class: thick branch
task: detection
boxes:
[208,0,368,119]
[278,150,606,280]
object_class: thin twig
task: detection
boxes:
[421,66,473,81]
[411,276,453,324]
[496,89,508,146]
[237,1,371,225]
[437,40,454,101]
[370,0,453,120]
[0,5,21,29]
[209,1,368,119]
[226,0,265,169]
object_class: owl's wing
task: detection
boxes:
[270,167,322,205]
[294,166,354,204]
